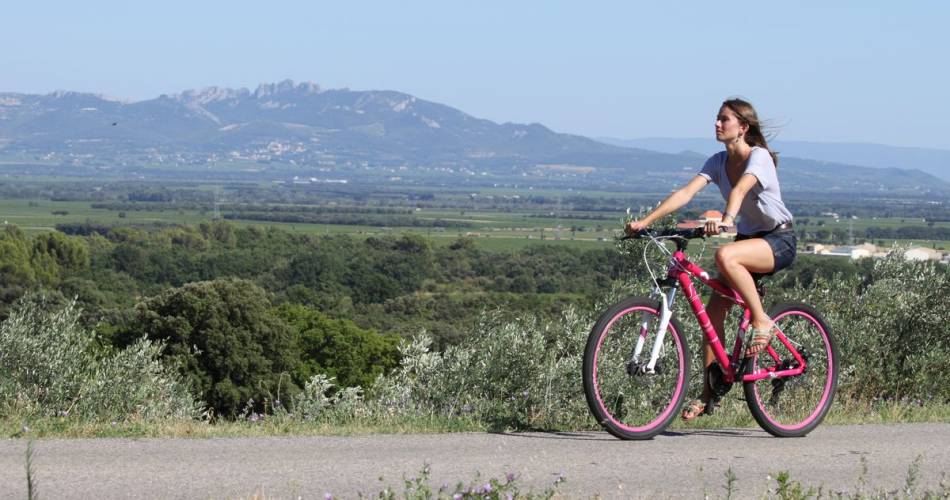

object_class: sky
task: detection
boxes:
[3,1,949,149]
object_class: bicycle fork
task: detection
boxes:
[628,286,678,375]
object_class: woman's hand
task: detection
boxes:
[704,218,734,236]
[625,220,648,235]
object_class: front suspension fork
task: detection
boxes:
[629,286,678,374]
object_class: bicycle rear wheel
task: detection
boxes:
[583,297,690,440]
[744,302,838,437]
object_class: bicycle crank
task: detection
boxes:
[707,362,733,397]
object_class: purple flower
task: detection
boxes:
[453,494,462,500]
[248,412,260,422]
[324,493,332,500]
[483,482,492,493]
[506,472,516,482]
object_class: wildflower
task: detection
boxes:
[506,472,516,483]
[453,494,463,500]
[483,482,492,493]
[248,412,261,422]
[324,493,332,500]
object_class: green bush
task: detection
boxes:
[276,304,400,390]
[0,293,198,421]
[775,252,950,402]
[116,279,299,417]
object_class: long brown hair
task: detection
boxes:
[722,98,778,167]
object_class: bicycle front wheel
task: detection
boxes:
[583,297,690,440]
[744,302,838,437]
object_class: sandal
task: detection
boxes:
[681,399,707,421]
[745,325,776,358]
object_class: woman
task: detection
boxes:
[624,98,797,421]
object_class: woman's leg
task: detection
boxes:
[715,239,774,331]
[683,291,732,420]
[701,292,733,399]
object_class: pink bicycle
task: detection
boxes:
[583,227,838,439]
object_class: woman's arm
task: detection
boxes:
[714,173,759,231]
[626,175,708,233]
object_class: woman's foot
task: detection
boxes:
[745,324,776,357]
[681,398,707,421]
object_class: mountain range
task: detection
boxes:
[597,137,950,182]
[0,80,947,195]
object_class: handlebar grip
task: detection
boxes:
[621,229,651,240]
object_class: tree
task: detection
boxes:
[30,231,90,286]
[116,279,299,416]
[276,304,400,390]
[0,225,45,313]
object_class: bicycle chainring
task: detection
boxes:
[706,362,733,397]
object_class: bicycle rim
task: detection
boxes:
[744,303,837,437]
[584,298,688,439]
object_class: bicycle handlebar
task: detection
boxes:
[621,227,707,241]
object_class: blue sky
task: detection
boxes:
[3,1,948,148]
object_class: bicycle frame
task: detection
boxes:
[641,241,808,385]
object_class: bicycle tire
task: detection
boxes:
[583,296,690,440]
[743,301,838,437]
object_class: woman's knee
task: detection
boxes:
[715,246,734,269]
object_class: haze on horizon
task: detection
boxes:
[2,1,948,150]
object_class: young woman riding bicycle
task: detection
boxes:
[625,98,796,422]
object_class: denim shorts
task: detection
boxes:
[734,227,797,278]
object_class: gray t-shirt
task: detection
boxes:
[698,147,793,234]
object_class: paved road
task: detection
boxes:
[1,423,948,499]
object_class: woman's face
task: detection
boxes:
[715,106,747,144]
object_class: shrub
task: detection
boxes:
[774,251,950,402]
[0,293,198,421]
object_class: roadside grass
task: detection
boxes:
[4,401,948,439]
[234,458,950,499]
[701,457,950,500]
[2,414,489,439]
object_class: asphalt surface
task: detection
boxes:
[1,423,948,499]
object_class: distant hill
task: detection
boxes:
[0,81,947,195]
[597,137,950,183]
